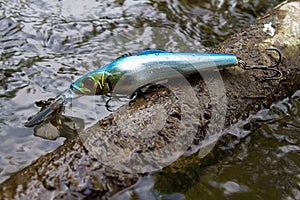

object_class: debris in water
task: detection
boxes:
[263,22,275,36]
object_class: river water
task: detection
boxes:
[1,0,298,199]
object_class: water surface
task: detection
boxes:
[0,1,291,198]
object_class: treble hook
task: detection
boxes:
[105,98,113,112]
[238,48,282,80]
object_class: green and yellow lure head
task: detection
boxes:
[70,71,112,95]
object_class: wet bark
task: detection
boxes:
[1,1,299,199]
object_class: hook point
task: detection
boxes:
[264,48,282,67]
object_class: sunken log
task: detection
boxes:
[1,1,299,199]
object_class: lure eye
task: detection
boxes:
[82,77,95,89]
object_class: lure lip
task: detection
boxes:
[24,97,63,127]
[25,89,80,127]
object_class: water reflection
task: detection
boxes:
[33,114,84,140]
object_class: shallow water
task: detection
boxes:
[0,0,290,196]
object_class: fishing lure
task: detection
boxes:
[25,49,282,127]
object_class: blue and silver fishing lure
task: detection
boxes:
[25,49,281,127]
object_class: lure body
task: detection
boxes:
[70,50,238,96]
[25,50,238,127]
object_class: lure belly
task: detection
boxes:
[70,50,238,96]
